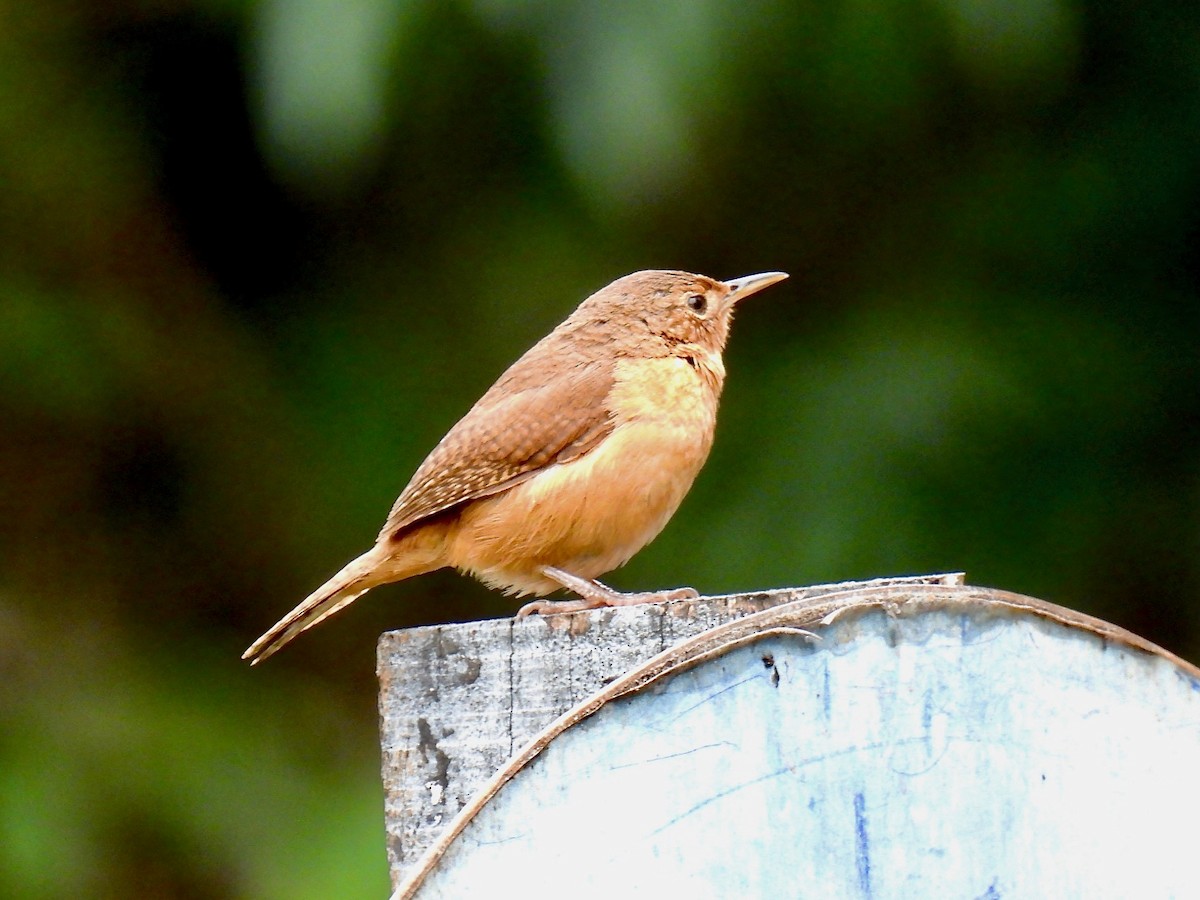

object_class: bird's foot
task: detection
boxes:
[515,566,700,618]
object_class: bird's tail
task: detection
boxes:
[243,547,391,665]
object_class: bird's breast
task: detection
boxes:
[608,350,724,429]
[448,354,723,595]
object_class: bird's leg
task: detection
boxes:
[515,566,700,618]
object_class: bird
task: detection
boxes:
[243,269,788,664]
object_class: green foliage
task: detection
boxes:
[2,0,1198,895]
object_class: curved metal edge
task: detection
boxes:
[390,582,1200,899]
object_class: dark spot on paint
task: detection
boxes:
[762,654,780,687]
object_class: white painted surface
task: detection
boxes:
[411,606,1200,898]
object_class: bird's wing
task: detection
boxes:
[377,363,615,540]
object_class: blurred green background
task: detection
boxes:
[2,0,1198,896]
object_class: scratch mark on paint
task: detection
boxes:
[664,672,762,720]
[854,791,872,895]
[608,742,738,770]
[822,663,831,718]
[648,738,929,838]
[922,690,934,756]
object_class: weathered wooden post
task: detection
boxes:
[378,575,1200,898]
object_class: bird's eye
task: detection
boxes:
[686,294,707,314]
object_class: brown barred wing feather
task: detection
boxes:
[377,363,615,541]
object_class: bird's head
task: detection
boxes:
[574,269,789,356]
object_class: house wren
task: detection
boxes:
[244,269,788,664]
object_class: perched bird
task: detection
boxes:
[244,269,788,664]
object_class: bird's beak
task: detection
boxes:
[723,271,789,304]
